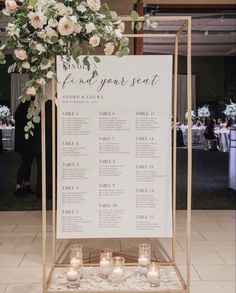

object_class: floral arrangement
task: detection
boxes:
[0,0,154,138]
[197,105,210,120]
[185,110,195,120]
[0,105,11,122]
[223,100,236,121]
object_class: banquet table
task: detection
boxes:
[215,129,230,152]
[180,125,206,146]
[0,126,15,151]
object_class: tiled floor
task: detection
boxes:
[0,210,235,293]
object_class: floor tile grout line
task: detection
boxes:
[32,232,38,242]
[215,251,228,265]
[197,230,206,240]
[176,239,185,252]
[10,225,18,233]
[192,264,203,281]
[18,252,27,267]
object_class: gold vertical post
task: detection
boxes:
[52,80,57,264]
[41,97,47,293]
[186,17,192,293]
[172,33,179,263]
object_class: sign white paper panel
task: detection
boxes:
[57,56,173,239]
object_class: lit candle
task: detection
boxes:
[147,270,159,283]
[70,257,81,269]
[100,258,111,268]
[138,255,149,266]
[111,267,124,281]
[67,269,79,282]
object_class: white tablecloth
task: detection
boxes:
[215,129,230,152]
[0,126,15,151]
[180,126,206,146]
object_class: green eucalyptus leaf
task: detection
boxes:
[131,10,139,21]
[27,121,33,128]
[29,0,38,7]
[41,57,49,65]
[121,36,129,47]
[110,11,118,20]
[121,47,130,56]
[135,21,143,31]
[83,56,90,71]
[33,115,40,123]
[27,112,33,119]
[0,51,5,59]
[25,133,29,140]
[93,56,100,63]
[24,126,29,132]
[51,36,58,44]
[131,21,135,31]
[116,50,123,58]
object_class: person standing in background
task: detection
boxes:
[14,99,40,197]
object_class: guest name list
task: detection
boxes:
[57,56,173,238]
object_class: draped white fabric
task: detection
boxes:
[10,73,28,115]
[177,75,196,122]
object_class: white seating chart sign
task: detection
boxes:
[57,56,173,239]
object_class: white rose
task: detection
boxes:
[14,49,27,60]
[46,71,54,79]
[35,43,46,54]
[22,61,30,69]
[87,0,101,12]
[2,9,10,16]
[26,86,36,96]
[58,17,74,36]
[55,2,67,16]
[45,26,57,37]
[67,7,73,15]
[85,22,96,34]
[89,35,100,47]
[104,42,114,55]
[28,11,47,29]
[70,15,77,23]
[5,0,17,14]
[118,22,125,33]
[74,23,82,33]
[48,19,58,28]
[36,78,46,85]
[115,28,123,40]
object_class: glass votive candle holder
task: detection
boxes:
[138,243,151,275]
[100,249,112,277]
[147,262,160,287]
[110,256,125,284]
[70,244,83,271]
[66,267,80,289]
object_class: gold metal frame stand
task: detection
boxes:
[40,16,192,293]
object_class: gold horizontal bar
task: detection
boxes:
[120,15,191,22]
[124,34,177,38]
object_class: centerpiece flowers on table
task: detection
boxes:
[0,105,11,124]
[197,105,210,120]
[185,110,195,120]
[223,100,236,123]
[0,0,144,138]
